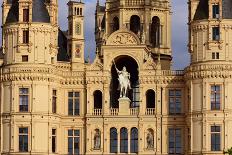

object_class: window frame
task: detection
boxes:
[169,89,182,115]
[168,128,182,154]
[212,4,220,19]
[19,88,29,112]
[210,85,221,110]
[68,129,80,155]
[110,128,118,153]
[52,90,57,113]
[68,91,80,116]
[120,127,128,153]
[130,128,138,153]
[23,30,29,44]
[19,127,29,152]
[212,27,220,41]
[52,128,57,153]
[23,8,29,22]
[211,125,221,151]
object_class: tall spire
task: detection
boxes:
[97,0,99,6]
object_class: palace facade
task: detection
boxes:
[0,0,232,154]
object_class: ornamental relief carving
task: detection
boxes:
[106,30,140,45]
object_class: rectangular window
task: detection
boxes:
[212,52,219,60]
[23,30,29,44]
[23,9,29,22]
[212,5,219,19]
[52,90,57,113]
[211,85,221,110]
[211,126,221,151]
[68,129,80,155]
[169,90,182,115]
[69,22,73,35]
[19,127,28,152]
[80,8,82,16]
[169,128,182,154]
[19,88,29,112]
[68,92,80,116]
[22,55,28,62]
[212,27,220,41]
[52,129,56,153]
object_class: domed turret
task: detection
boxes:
[2,0,58,65]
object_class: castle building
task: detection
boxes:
[0,0,232,154]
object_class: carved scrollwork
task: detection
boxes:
[106,29,140,45]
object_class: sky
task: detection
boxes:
[0,0,189,69]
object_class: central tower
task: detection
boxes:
[95,0,172,69]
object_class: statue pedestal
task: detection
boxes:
[118,97,131,115]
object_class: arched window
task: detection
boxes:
[130,128,138,153]
[94,90,102,109]
[110,128,118,153]
[146,89,155,108]
[150,16,161,47]
[130,15,141,34]
[120,128,128,153]
[112,17,119,32]
[77,8,80,15]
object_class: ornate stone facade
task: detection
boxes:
[0,0,232,155]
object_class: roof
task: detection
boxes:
[6,0,19,23]
[193,0,209,20]
[222,0,232,19]
[57,29,70,62]
[6,0,50,24]
[32,0,50,23]
[98,6,105,12]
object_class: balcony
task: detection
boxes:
[110,108,119,116]
[130,108,139,115]
[145,108,155,115]
[92,109,102,116]
[125,0,145,6]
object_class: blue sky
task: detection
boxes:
[0,0,189,69]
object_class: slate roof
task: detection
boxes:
[6,0,50,24]
[32,0,50,23]
[193,0,209,20]
[6,0,19,23]
[222,0,232,19]
[57,29,70,62]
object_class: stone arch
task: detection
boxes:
[93,90,103,109]
[130,15,141,34]
[110,127,118,153]
[110,55,139,108]
[146,89,155,108]
[150,16,161,47]
[112,16,119,32]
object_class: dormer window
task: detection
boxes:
[212,27,220,41]
[23,9,29,22]
[23,30,29,44]
[212,4,219,19]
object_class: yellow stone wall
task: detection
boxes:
[0,0,232,155]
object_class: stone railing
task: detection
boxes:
[162,70,184,76]
[125,0,144,6]
[92,109,102,116]
[110,108,119,116]
[130,108,139,115]
[145,108,155,115]
[55,62,71,70]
